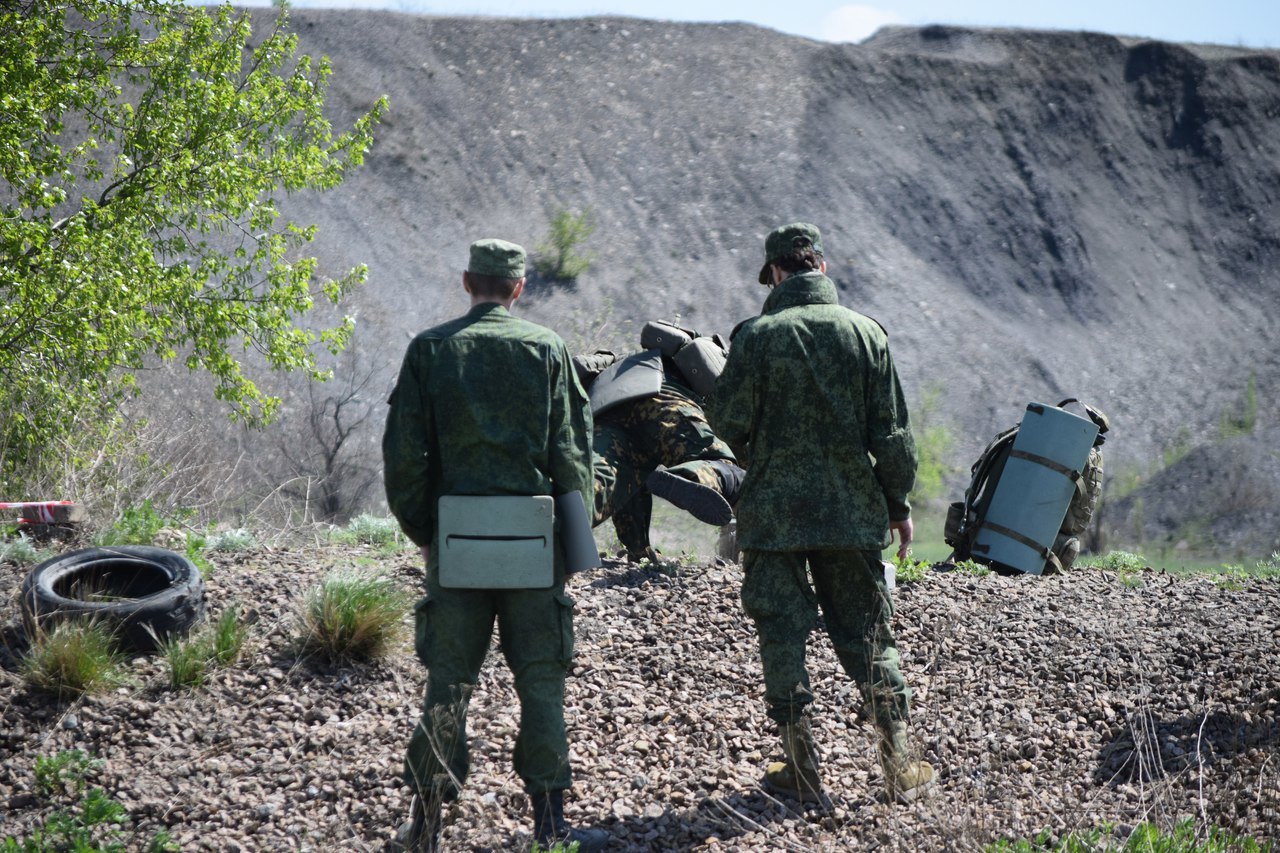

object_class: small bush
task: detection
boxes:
[205,527,257,552]
[532,208,596,281]
[21,621,124,697]
[334,513,404,550]
[92,499,170,546]
[297,574,408,662]
[0,533,41,566]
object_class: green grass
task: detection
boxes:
[21,621,125,697]
[297,573,410,662]
[0,533,44,566]
[6,750,179,853]
[205,527,257,552]
[329,514,407,551]
[987,818,1273,852]
[163,606,248,689]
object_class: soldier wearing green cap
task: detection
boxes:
[706,222,936,806]
[382,238,608,852]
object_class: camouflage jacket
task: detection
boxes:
[382,303,593,548]
[706,271,917,551]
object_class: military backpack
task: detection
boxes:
[944,398,1110,574]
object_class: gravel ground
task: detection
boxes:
[2,544,1278,851]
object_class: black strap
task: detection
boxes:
[979,521,1050,558]
[1008,448,1081,481]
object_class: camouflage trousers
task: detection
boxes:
[405,565,576,797]
[741,548,912,728]
[592,388,736,558]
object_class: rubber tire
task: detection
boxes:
[21,545,208,653]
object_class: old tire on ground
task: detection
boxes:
[21,545,208,653]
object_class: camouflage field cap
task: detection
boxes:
[758,222,824,284]
[468,238,526,279]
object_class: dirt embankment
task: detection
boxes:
[2,545,1277,850]
[147,12,1280,552]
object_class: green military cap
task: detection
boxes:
[468,238,527,279]
[758,222,824,284]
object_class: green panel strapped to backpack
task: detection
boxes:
[944,398,1110,574]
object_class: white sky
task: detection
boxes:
[228,1,1279,48]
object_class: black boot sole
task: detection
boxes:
[646,469,734,526]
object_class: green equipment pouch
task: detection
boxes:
[671,335,728,398]
[437,495,555,589]
[640,320,696,357]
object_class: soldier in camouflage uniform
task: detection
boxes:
[575,345,745,562]
[706,223,936,805]
[382,239,608,852]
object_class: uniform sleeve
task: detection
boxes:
[548,340,594,512]
[866,342,918,521]
[705,328,755,463]
[382,338,437,547]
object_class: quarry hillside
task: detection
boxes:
[189,11,1280,554]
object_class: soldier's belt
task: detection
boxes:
[437,495,555,588]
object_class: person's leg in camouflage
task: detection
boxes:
[740,549,826,801]
[591,419,658,560]
[639,388,743,525]
[403,581,496,843]
[646,458,744,526]
[496,586,609,850]
[809,549,935,802]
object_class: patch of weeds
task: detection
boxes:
[1080,551,1148,572]
[21,621,125,697]
[297,574,409,662]
[954,559,992,577]
[34,750,102,797]
[895,556,930,583]
[0,533,42,566]
[987,817,1273,851]
[164,607,247,689]
[5,750,177,852]
[332,514,405,551]
[1251,551,1280,580]
[205,527,257,553]
[93,499,172,546]
[1214,567,1249,591]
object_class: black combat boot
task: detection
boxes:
[530,790,609,852]
[645,460,744,526]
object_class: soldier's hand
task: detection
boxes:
[890,518,913,561]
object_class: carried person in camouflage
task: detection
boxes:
[574,329,745,563]
[706,223,936,805]
[382,239,608,852]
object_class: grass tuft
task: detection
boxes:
[297,574,409,662]
[164,607,248,689]
[21,621,125,697]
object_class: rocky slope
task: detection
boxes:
[258,13,1280,464]
[144,10,1280,553]
[3,545,1277,850]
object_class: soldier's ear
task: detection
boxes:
[511,278,526,301]
[462,272,473,294]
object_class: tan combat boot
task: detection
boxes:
[763,718,825,803]
[878,721,936,803]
